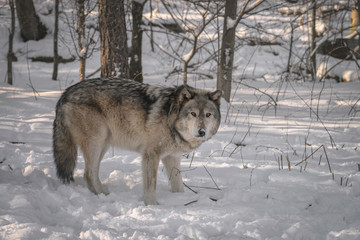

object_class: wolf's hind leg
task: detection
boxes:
[142,151,161,205]
[162,155,184,193]
[81,129,110,195]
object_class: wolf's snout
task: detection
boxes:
[198,129,206,137]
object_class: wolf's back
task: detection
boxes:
[53,96,77,183]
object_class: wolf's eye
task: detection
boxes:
[206,113,212,118]
[190,112,197,117]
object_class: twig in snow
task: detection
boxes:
[221,127,238,157]
[187,186,221,191]
[236,81,278,108]
[189,151,195,168]
[9,141,25,145]
[183,182,198,194]
[26,44,40,100]
[249,167,256,188]
[203,165,220,190]
[286,155,291,171]
[229,125,251,158]
[348,97,360,117]
[288,81,337,149]
[295,144,332,174]
[184,200,198,206]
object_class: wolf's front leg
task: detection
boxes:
[142,151,161,205]
[162,155,184,193]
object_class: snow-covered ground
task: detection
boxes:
[1,1,360,239]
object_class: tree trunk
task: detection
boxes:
[98,0,129,78]
[78,0,86,81]
[358,0,360,49]
[130,0,146,82]
[15,0,47,41]
[52,0,59,80]
[310,0,316,81]
[7,0,16,85]
[217,0,237,102]
[149,0,155,52]
[351,3,360,35]
[350,1,360,56]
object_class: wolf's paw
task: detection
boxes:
[101,186,110,195]
[171,183,184,193]
[145,200,159,206]
[144,194,159,206]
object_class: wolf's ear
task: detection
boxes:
[209,90,222,104]
[178,87,192,104]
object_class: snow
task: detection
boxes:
[183,48,194,63]
[226,17,236,29]
[1,1,360,239]
[317,59,360,82]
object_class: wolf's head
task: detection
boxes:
[169,86,222,147]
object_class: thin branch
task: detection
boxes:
[295,144,332,174]
[203,165,220,190]
[234,0,266,29]
[183,182,198,194]
[288,81,337,148]
[236,81,277,107]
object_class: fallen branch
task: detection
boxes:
[203,165,220,190]
[236,81,278,107]
[183,182,198,194]
[295,144,332,174]
[184,200,198,206]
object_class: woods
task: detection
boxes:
[4,0,360,90]
[98,0,129,78]
[1,1,360,238]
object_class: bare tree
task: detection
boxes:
[98,0,129,78]
[351,1,360,35]
[130,0,147,82]
[77,0,86,81]
[7,0,16,85]
[61,0,98,81]
[310,0,316,81]
[15,0,47,41]
[358,0,360,48]
[217,0,238,102]
[52,0,59,80]
[159,0,223,85]
[181,1,221,85]
[217,0,265,102]
[352,0,360,49]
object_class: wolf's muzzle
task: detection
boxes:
[198,128,206,137]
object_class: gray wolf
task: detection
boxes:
[53,78,221,205]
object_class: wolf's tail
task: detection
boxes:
[53,102,77,183]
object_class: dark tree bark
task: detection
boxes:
[217,0,237,102]
[77,0,86,81]
[130,0,146,82]
[7,0,16,85]
[217,0,265,102]
[358,0,360,49]
[98,0,129,78]
[52,0,59,80]
[310,0,316,81]
[15,0,47,41]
